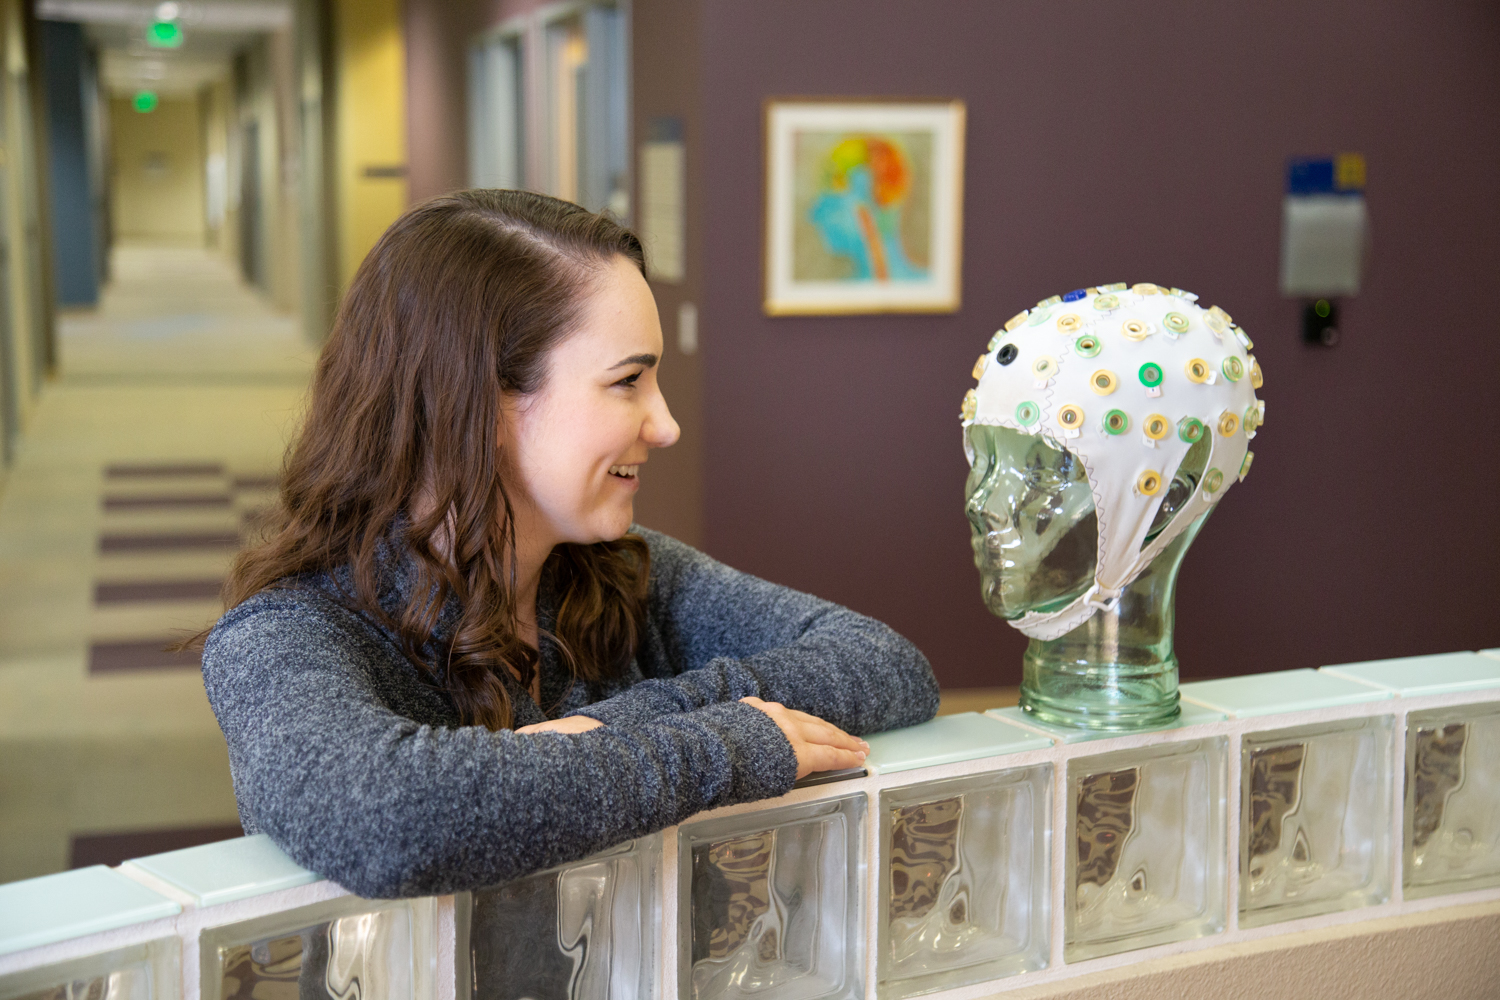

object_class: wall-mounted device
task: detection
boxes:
[1281,154,1367,347]
[1302,298,1340,346]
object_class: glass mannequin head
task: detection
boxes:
[960,283,1261,728]
[963,424,1210,621]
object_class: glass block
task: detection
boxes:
[0,940,176,1000]
[877,765,1051,998]
[1239,716,1392,927]
[679,794,866,1000]
[469,837,660,999]
[199,896,435,1000]
[1065,738,1226,962]
[1406,702,1500,899]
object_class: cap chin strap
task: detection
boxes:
[1009,431,1234,642]
[1012,582,1124,641]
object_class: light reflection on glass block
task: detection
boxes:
[201,898,431,1000]
[1066,738,1225,962]
[878,765,1050,998]
[470,837,659,999]
[4,970,147,1000]
[1239,717,1392,927]
[679,794,865,1000]
[220,913,407,999]
[1406,702,1500,899]
[10,977,118,1000]
[0,952,156,1000]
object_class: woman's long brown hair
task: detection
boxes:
[220,190,651,730]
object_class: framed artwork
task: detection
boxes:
[764,98,965,315]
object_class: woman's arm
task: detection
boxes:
[571,528,939,735]
[202,593,798,899]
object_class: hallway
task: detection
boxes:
[0,246,315,882]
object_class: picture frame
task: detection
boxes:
[764,98,965,316]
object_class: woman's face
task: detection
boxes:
[500,255,680,548]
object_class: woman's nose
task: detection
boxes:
[644,389,681,449]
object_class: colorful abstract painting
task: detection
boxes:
[766,101,964,314]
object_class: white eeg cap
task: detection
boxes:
[961,283,1264,640]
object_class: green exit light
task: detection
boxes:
[146,21,183,48]
[133,91,159,113]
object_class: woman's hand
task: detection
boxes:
[516,716,605,735]
[740,696,868,778]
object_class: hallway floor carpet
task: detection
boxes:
[0,245,316,881]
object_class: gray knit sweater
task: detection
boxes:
[201,527,938,899]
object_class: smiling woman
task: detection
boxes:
[197,190,939,898]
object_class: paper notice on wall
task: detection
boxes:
[677,300,698,355]
[1280,155,1368,297]
[1280,195,1367,297]
[639,117,685,283]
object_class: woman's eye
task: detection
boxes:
[614,372,641,388]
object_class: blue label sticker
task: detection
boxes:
[1287,155,1365,195]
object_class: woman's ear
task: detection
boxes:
[495,392,510,453]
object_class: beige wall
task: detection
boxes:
[201,80,231,255]
[109,96,205,245]
[1000,899,1500,1000]
[238,30,301,312]
[333,0,408,289]
[2,0,38,429]
[268,29,300,313]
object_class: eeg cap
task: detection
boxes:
[961,283,1264,640]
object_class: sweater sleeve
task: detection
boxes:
[571,528,940,735]
[201,592,798,899]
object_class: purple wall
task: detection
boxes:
[404,0,551,204]
[697,0,1500,688]
[403,0,471,203]
[632,0,706,545]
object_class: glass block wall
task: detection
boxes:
[199,896,435,1000]
[878,764,1050,997]
[469,837,659,999]
[679,795,865,1000]
[1240,717,1392,927]
[1066,738,1225,961]
[1404,702,1500,899]
[3,653,1500,1000]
